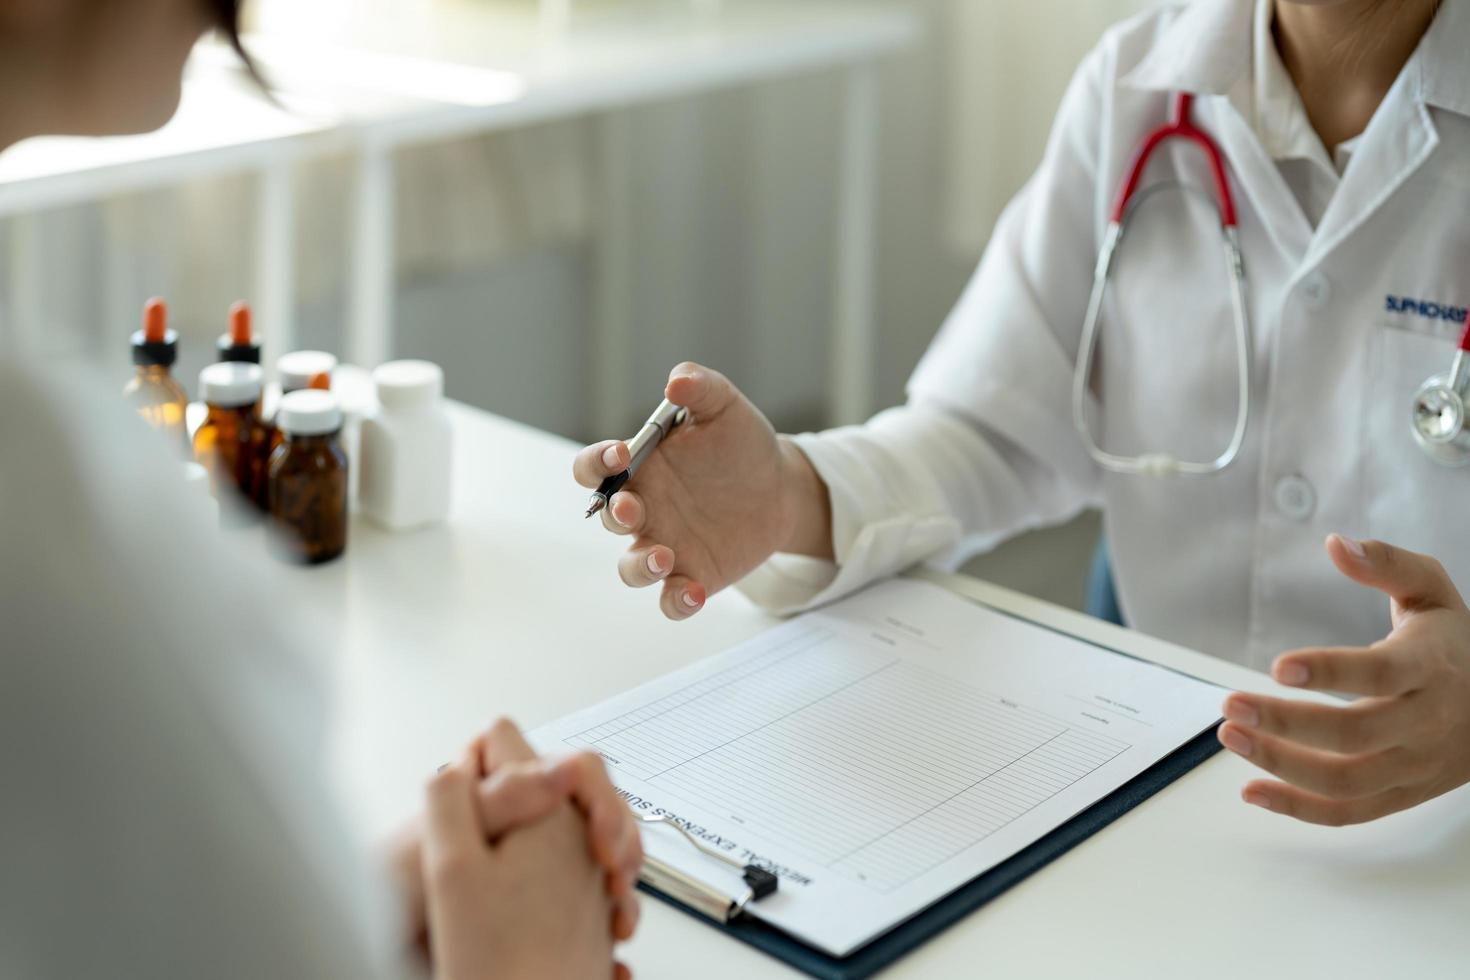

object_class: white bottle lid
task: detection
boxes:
[277,350,338,393]
[373,359,444,411]
[277,389,343,436]
[199,362,263,407]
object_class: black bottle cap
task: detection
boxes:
[216,332,262,363]
[131,329,179,366]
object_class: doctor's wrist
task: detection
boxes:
[776,437,835,561]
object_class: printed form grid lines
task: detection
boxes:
[571,623,1130,893]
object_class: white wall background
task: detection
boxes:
[0,0,1154,603]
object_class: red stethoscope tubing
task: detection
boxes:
[1113,94,1470,352]
[1076,90,1252,477]
[1108,92,1237,228]
[1098,92,1470,467]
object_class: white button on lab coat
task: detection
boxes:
[1296,273,1330,311]
[738,0,1470,669]
[1272,475,1315,522]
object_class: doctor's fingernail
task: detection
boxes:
[1335,534,1367,559]
[1243,790,1273,811]
[1223,699,1260,728]
[602,445,623,469]
[1275,661,1309,686]
[681,590,700,608]
[1219,727,1253,757]
[647,551,668,576]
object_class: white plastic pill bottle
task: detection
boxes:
[359,360,453,530]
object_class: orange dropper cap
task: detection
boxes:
[307,371,332,391]
[143,298,167,342]
[132,297,178,367]
[216,300,262,364]
[229,302,252,345]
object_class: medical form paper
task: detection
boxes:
[530,578,1225,957]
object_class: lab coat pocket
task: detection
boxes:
[1363,324,1470,595]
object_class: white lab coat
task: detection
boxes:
[739,0,1470,670]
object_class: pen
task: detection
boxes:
[584,398,687,519]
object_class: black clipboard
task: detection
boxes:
[639,724,1221,979]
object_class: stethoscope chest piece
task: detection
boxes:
[1412,365,1470,467]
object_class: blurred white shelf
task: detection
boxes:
[0,72,336,217]
[249,0,918,147]
[0,0,920,423]
[0,2,915,211]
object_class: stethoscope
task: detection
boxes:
[1072,92,1252,477]
[1073,92,1470,475]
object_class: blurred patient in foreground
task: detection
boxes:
[0,2,640,977]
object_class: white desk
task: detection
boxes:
[295,402,1470,978]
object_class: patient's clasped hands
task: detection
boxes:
[388,719,644,979]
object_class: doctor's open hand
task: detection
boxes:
[574,362,834,619]
[1217,535,1470,826]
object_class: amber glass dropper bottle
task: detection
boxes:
[123,297,189,455]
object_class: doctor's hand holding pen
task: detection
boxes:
[1218,535,1470,827]
[387,718,643,979]
[575,371,1470,828]
[572,362,835,620]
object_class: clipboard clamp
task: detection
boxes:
[637,814,778,921]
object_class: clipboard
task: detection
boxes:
[623,579,1225,979]
[638,725,1220,979]
[529,574,1228,978]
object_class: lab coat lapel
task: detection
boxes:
[1299,0,1470,270]
[1121,0,1314,263]
[1121,0,1248,95]
[1303,63,1438,272]
[1206,94,1314,264]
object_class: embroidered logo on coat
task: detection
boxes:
[1385,295,1468,323]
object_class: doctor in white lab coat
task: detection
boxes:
[576,0,1470,826]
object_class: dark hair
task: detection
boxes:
[208,0,242,47]
[207,0,264,85]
